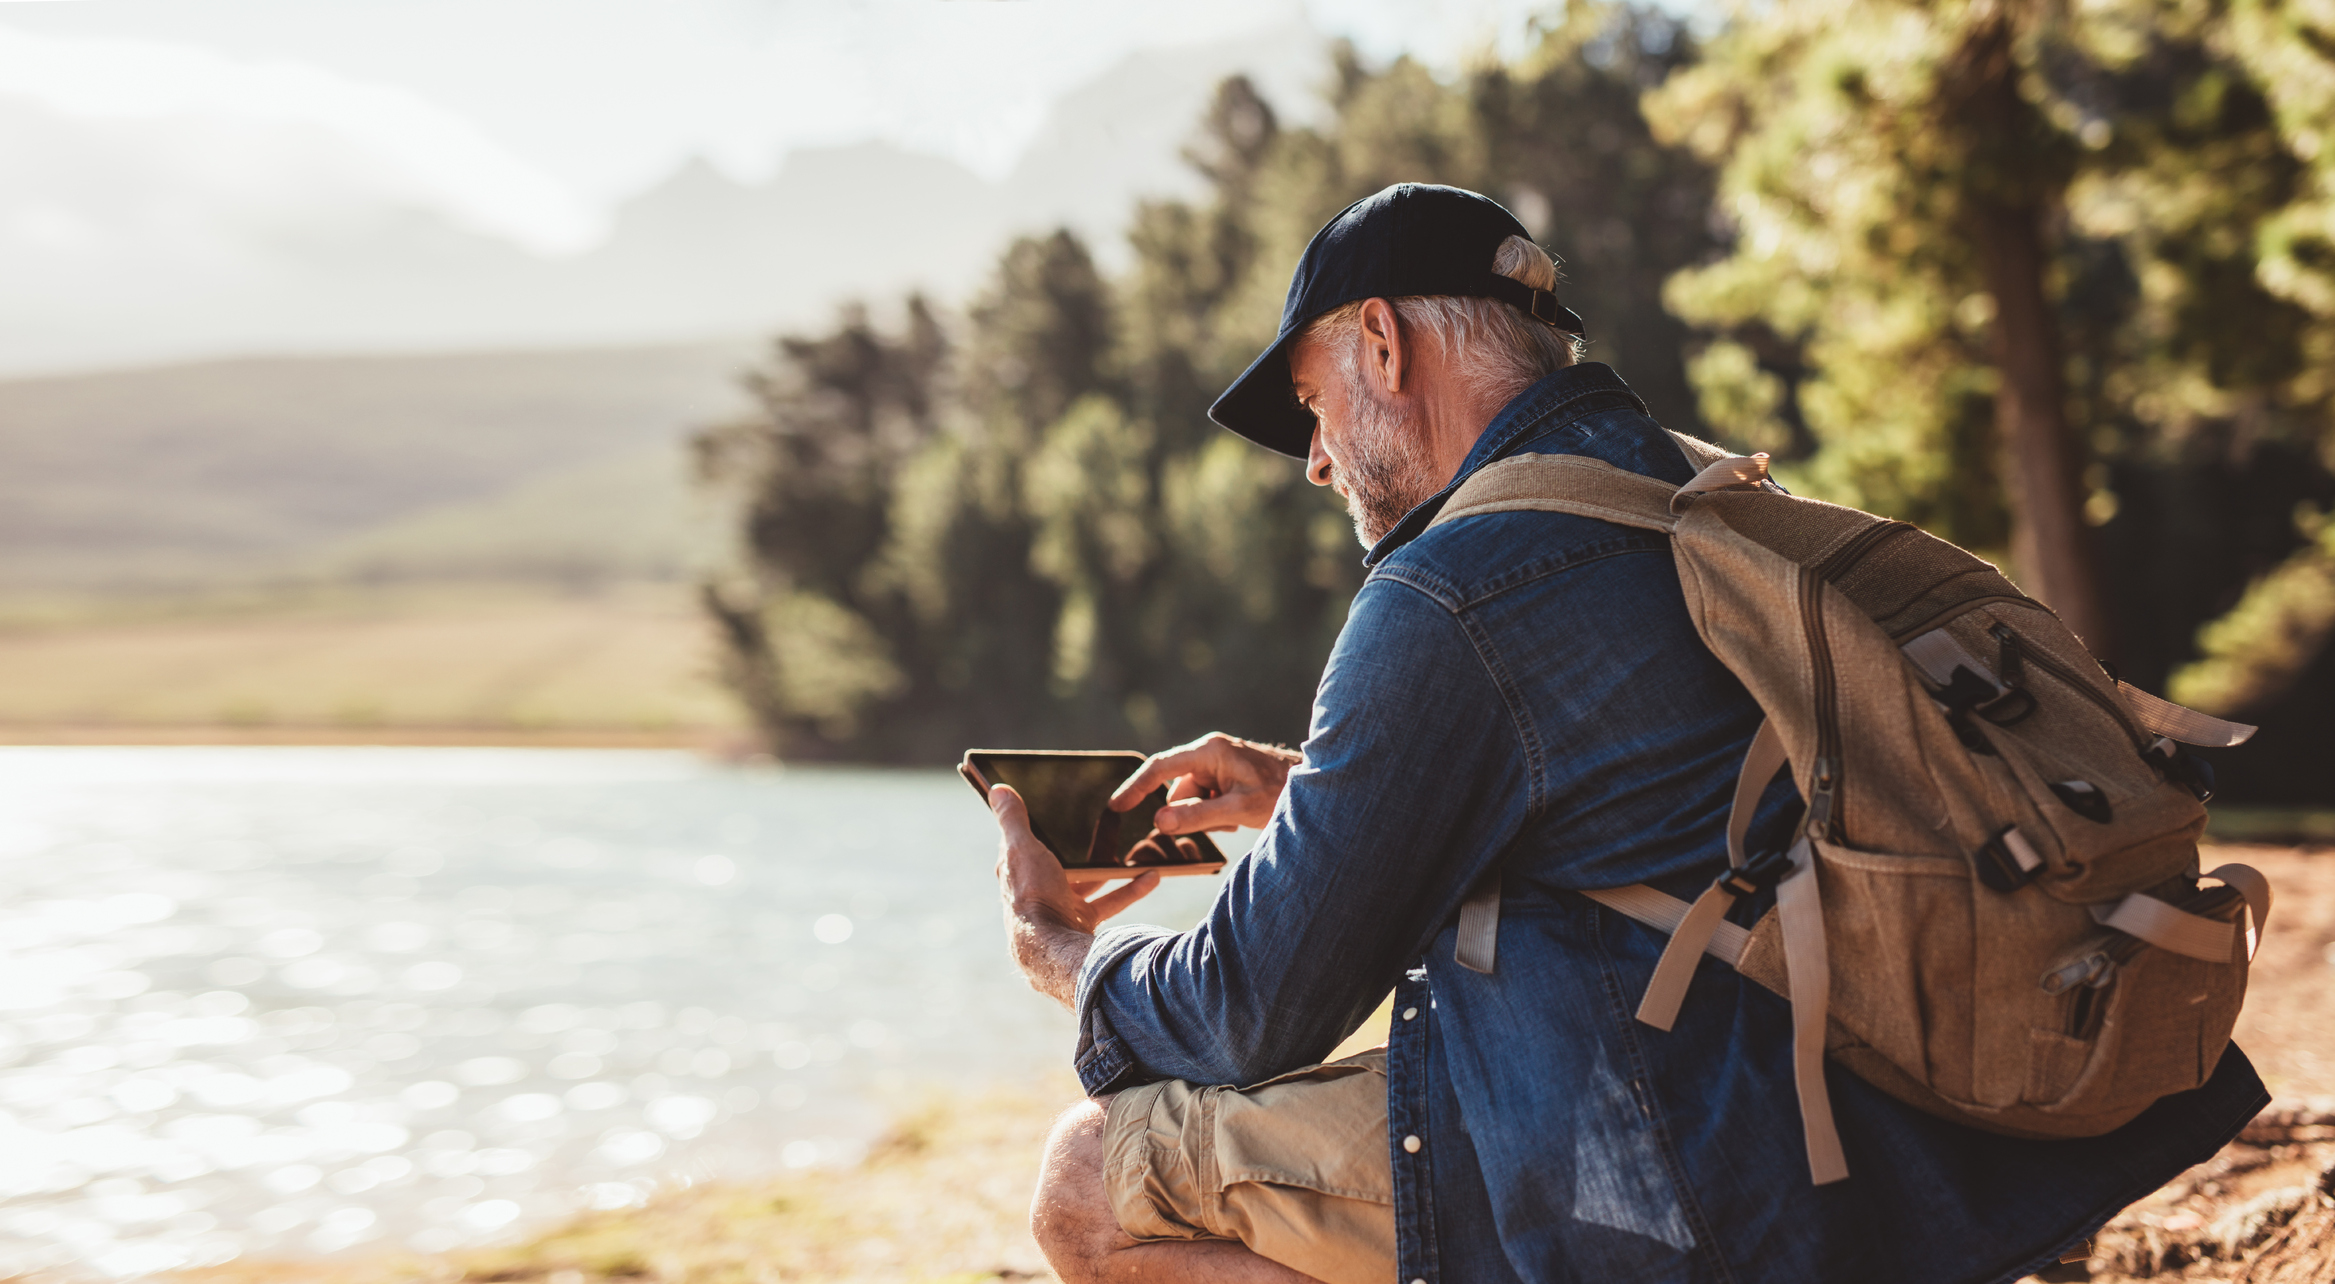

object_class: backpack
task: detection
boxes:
[1430,433,2273,1185]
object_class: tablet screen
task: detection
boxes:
[964,751,1220,869]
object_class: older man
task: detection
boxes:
[986,184,2265,1284]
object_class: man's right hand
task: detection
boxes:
[991,784,1158,1010]
[1109,732,1303,836]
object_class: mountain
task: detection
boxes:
[0,28,1327,378]
[0,93,1011,377]
[552,145,1014,338]
[999,23,1327,261]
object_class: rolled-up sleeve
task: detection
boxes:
[1073,922,1174,1092]
[1072,574,1534,1095]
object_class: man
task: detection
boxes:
[986,184,2266,1284]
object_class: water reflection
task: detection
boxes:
[0,748,1227,1276]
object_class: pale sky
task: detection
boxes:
[0,0,1581,256]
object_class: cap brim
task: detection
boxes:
[1207,327,1315,459]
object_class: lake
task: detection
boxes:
[0,747,1235,1276]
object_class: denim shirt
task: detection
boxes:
[1073,363,2267,1284]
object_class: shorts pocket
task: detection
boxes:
[1208,1051,1391,1204]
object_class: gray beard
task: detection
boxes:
[1336,367,1442,547]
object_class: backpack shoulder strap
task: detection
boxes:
[1432,436,1845,1183]
[1430,447,1773,536]
[1431,453,1679,534]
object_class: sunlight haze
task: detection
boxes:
[0,0,1589,373]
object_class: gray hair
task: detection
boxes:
[1298,235,1580,406]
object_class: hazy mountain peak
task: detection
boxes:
[0,25,1325,377]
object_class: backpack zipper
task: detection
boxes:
[1796,522,1897,843]
[1800,564,1842,841]
[1809,517,2142,750]
[2001,635,2144,747]
[1794,515,2146,850]
[1817,518,1909,580]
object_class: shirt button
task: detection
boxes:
[1412,1279,1427,1284]
[1403,1134,1422,1153]
[1402,1007,1418,1021]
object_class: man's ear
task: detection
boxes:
[1356,297,1405,395]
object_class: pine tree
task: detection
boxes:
[1651,0,2114,646]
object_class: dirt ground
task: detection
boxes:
[2212,846,2335,1104]
[2054,844,2335,1284]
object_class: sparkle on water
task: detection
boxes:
[0,747,1232,1277]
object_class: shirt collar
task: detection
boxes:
[1361,362,1648,567]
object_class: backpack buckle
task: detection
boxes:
[2143,736,2217,802]
[1715,844,1795,898]
[1977,825,2044,893]
[1975,686,2037,725]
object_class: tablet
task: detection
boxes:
[960,749,1226,883]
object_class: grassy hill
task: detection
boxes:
[299,444,726,585]
[0,342,771,740]
[0,341,757,594]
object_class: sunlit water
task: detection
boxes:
[0,747,1233,1277]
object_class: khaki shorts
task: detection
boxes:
[1101,1049,1395,1284]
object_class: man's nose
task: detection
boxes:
[1306,427,1333,487]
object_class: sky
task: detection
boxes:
[0,0,1582,258]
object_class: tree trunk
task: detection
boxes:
[1972,199,2116,658]
[1946,7,2117,659]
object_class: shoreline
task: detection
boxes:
[6,733,2329,844]
[161,1078,1076,1284]
[0,724,746,750]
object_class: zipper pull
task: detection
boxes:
[1805,757,1838,840]
[1988,623,2025,688]
[2040,951,2112,996]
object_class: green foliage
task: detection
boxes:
[2171,505,2335,715]
[1650,0,2059,549]
[697,8,1722,761]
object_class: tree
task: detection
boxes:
[1655,0,2335,798]
[1652,0,2119,648]
[692,299,948,753]
[1941,7,2107,652]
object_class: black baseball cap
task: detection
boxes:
[1206,183,1586,459]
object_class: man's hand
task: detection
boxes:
[1109,732,1303,836]
[992,784,1159,1009]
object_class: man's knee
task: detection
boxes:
[1031,1096,1128,1275]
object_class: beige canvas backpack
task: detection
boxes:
[1430,434,2273,1185]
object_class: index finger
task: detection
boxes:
[1109,745,1218,810]
[1150,794,1248,835]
